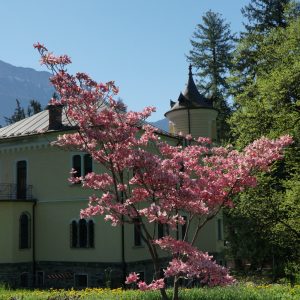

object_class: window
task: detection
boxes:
[16,160,27,199]
[72,155,82,177]
[72,154,93,179]
[88,220,94,248]
[70,219,94,248]
[19,212,31,249]
[133,218,142,246]
[74,274,88,288]
[79,219,88,247]
[71,220,78,248]
[84,154,93,175]
[157,223,169,239]
[217,219,223,241]
[158,223,164,239]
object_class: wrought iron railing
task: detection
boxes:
[0,183,33,200]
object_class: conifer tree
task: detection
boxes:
[230,0,300,94]
[27,99,42,117]
[241,0,297,33]
[5,99,26,124]
[5,99,43,124]
[187,10,235,142]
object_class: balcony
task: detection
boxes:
[0,183,33,200]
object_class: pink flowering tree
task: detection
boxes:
[34,43,292,300]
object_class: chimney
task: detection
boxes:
[47,104,64,130]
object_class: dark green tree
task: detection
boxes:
[242,0,292,33]
[226,17,300,279]
[5,99,43,125]
[5,99,26,124]
[230,1,300,95]
[27,99,42,117]
[187,10,235,142]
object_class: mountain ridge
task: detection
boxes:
[0,60,54,125]
[0,60,169,130]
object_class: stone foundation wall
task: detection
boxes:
[0,253,224,289]
[36,261,124,289]
[0,260,157,289]
[0,262,33,288]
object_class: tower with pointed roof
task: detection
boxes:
[165,65,218,140]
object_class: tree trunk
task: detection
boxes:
[154,262,168,300]
[172,277,179,300]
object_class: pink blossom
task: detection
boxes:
[33,42,47,51]
[125,272,140,284]
[137,279,165,291]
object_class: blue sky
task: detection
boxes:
[1,0,249,121]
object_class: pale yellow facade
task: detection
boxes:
[166,108,218,140]
[0,128,224,288]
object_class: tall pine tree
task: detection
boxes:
[241,0,299,33]
[229,0,300,96]
[5,99,43,125]
[187,10,235,142]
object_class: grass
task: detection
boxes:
[0,284,299,300]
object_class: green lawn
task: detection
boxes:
[0,284,299,300]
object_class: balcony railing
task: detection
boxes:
[0,183,33,200]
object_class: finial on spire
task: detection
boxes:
[188,64,193,76]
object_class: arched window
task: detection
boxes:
[70,220,78,248]
[84,154,93,176]
[72,155,82,177]
[72,154,93,180]
[88,220,94,248]
[157,223,169,239]
[70,219,94,248]
[17,161,27,199]
[79,219,88,247]
[158,223,164,239]
[19,212,31,249]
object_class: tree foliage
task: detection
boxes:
[227,15,300,276]
[241,0,293,33]
[230,1,300,96]
[187,10,235,142]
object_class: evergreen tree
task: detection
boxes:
[27,99,42,117]
[5,99,26,124]
[226,17,300,278]
[241,0,298,33]
[230,0,300,94]
[187,10,235,142]
[5,99,43,125]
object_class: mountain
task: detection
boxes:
[151,118,169,132]
[0,60,54,125]
[0,59,170,131]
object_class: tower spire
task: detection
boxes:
[165,65,218,139]
[188,64,193,76]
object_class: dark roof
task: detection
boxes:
[167,65,213,112]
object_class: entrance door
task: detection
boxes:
[17,161,27,199]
